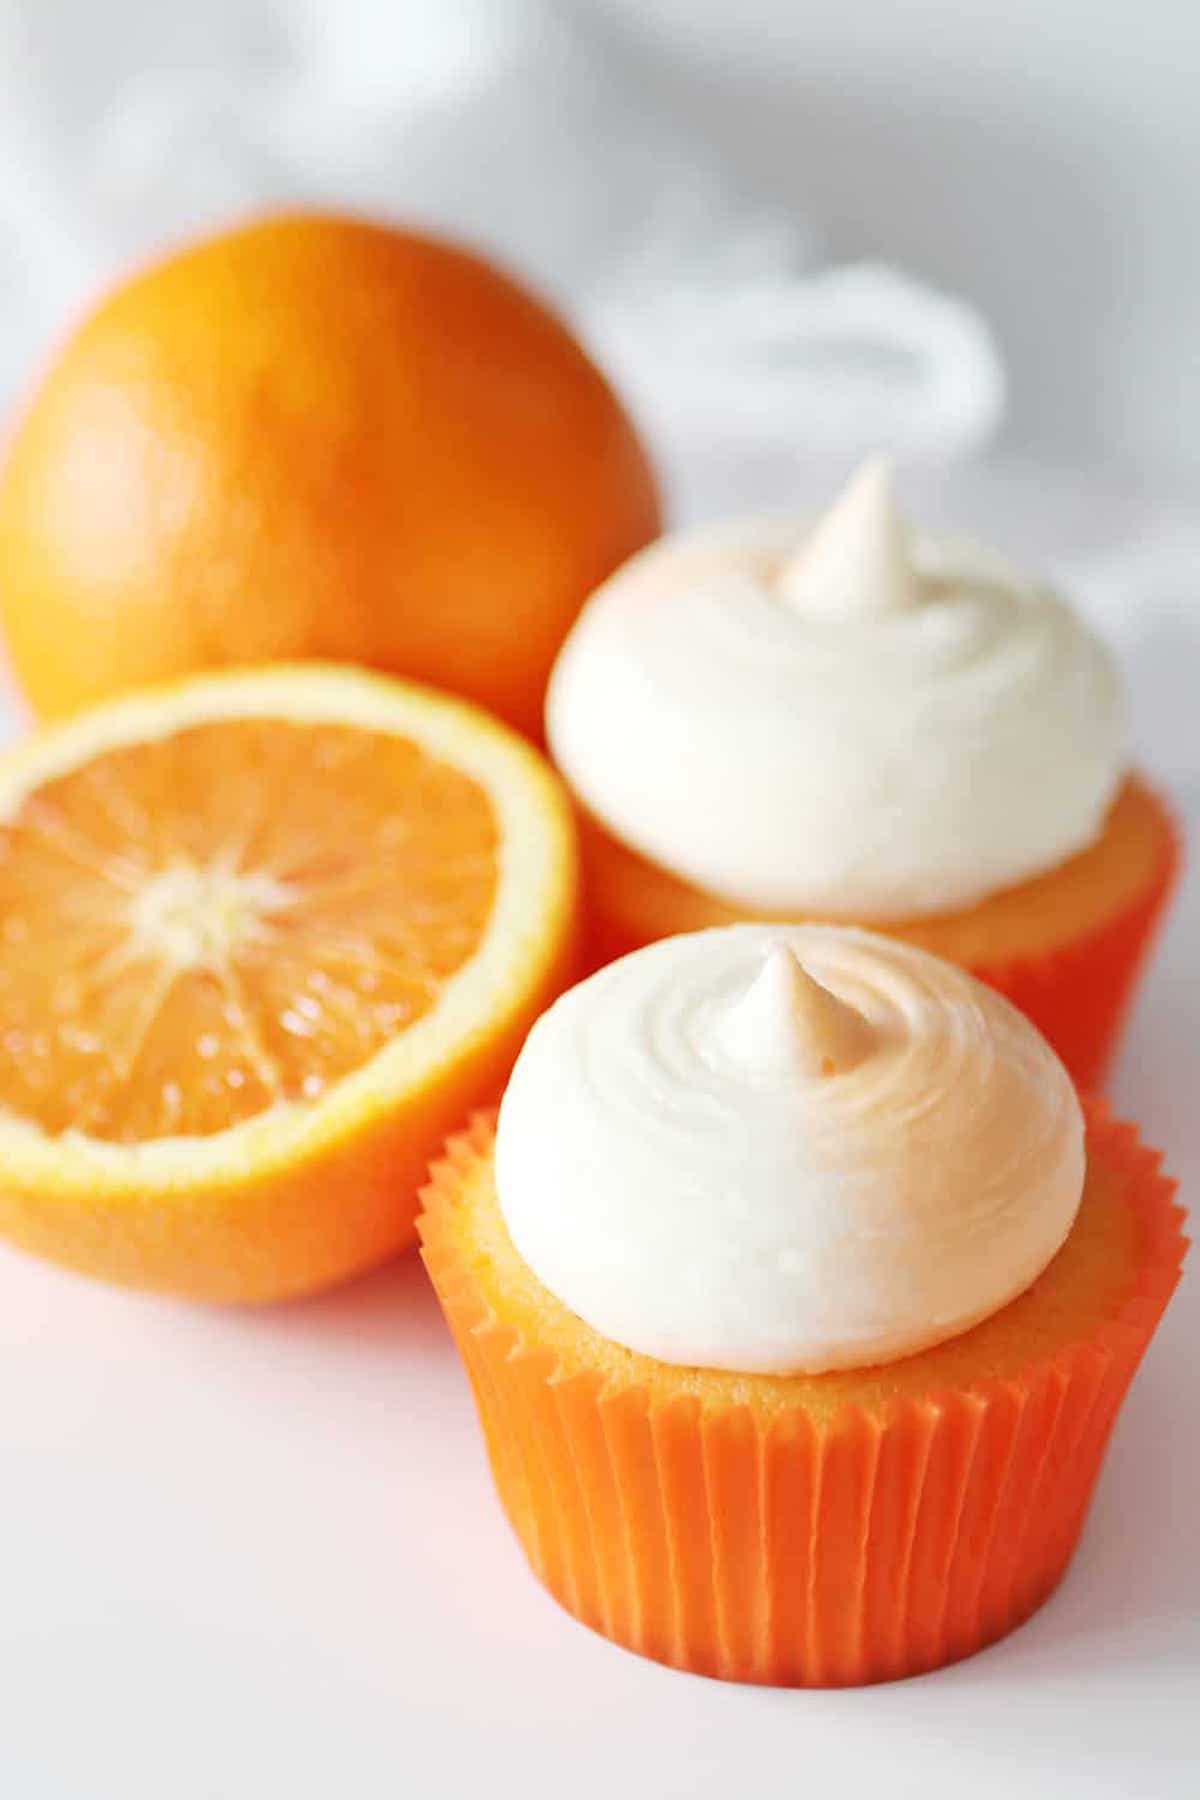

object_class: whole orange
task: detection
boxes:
[0,212,661,739]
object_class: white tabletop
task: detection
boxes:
[0,467,1197,1800]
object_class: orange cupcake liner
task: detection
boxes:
[969,797,1182,1091]
[418,1105,1187,1687]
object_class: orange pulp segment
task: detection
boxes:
[0,718,498,1141]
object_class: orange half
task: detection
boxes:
[0,665,577,1300]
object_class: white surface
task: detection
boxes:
[0,462,1196,1796]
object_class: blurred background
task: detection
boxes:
[0,0,1194,779]
[623,0,1199,483]
[0,0,1196,480]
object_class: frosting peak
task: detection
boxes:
[495,926,1086,1376]
[707,942,874,1078]
[777,455,918,618]
[546,459,1126,916]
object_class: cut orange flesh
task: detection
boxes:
[0,666,577,1300]
[0,719,498,1140]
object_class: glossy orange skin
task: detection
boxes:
[0,213,662,741]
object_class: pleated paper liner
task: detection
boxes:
[419,1104,1187,1687]
[971,797,1180,1091]
[575,776,1181,1092]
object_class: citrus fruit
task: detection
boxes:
[0,212,661,740]
[0,664,578,1301]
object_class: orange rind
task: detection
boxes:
[0,212,662,741]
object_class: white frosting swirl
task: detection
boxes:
[495,925,1085,1375]
[546,459,1126,917]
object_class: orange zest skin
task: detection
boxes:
[0,666,578,1301]
[576,776,1180,1088]
[420,1106,1186,1685]
[0,212,662,741]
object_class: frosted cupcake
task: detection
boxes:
[420,925,1185,1686]
[546,460,1178,1087]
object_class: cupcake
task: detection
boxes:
[545,459,1178,1088]
[420,925,1186,1686]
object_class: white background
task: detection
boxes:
[604,0,1200,484]
[0,4,1197,1796]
